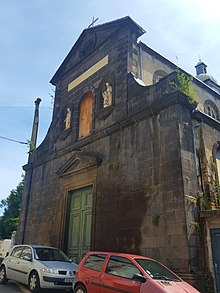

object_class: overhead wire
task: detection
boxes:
[0,135,28,145]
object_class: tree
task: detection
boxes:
[0,176,24,239]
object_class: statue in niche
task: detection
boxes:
[102,82,112,108]
[64,107,71,130]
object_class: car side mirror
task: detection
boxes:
[132,273,146,283]
[23,255,32,261]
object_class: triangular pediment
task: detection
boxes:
[56,152,102,178]
[50,16,145,85]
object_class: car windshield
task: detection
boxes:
[135,258,181,282]
[34,248,71,262]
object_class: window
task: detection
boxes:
[79,92,93,138]
[34,248,70,262]
[135,258,180,281]
[20,247,32,261]
[83,254,106,272]
[216,148,220,159]
[106,256,140,279]
[207,105,216,119]
[204,100,219,120]
[11,246,23,258]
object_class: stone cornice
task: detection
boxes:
[23,90,194,170]
[200,209,220,218]
[192,110,220,131]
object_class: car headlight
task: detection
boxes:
[41,268,59,274]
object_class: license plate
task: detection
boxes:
[64,278,74,283]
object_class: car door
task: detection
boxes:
[100,255,142,293]
[80,254,107,293]
[6,246,24,281]
[17,246,33,284]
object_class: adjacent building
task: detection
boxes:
[16,17,220,292]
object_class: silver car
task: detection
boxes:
[0,244,77,292]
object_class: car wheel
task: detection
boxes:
[0,265,8,284]
[28,271,41,292]
[74,284,87,293]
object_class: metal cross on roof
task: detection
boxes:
[88,17,99,28]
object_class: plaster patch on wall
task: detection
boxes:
[68,55,109,91]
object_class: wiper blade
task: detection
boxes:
[153,275,171,280]
[154,275,180,282]
[167,278,181,282]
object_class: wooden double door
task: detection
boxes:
[67,186,93,263]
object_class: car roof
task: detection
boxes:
[31,245,58,249]
[85,251,154,261]
[12,244,59,250]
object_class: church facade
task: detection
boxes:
[17,17,220,292]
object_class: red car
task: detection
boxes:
[73,252,200,293]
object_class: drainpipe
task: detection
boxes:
[21,98,41,244]
[139,42,143,80]
[192,123,204,197]
[192,122,204,207]
[192,123,200,176]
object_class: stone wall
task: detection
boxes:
[16,18,208,291]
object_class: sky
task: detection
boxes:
[0,0,220,215]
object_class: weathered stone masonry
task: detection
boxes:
[17,17,220,292]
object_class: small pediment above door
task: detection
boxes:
[56,152,102,178]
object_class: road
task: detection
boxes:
[0,281,72,293]
[0,281,29,293]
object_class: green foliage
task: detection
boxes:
[0,176,24,239]
[27,140,36,152]
[200,196,211,210]
[152,214,160,226]
[108,161,120,170]
[185,194,197,206]
[191,266,214,293]
[170,68,198,105]
[214,184,220,206]
[190,221,202,235]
